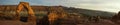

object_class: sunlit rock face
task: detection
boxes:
[111,11,120,23]
[47,6,67,25]
[15,2,36,25]
[0,2,68,25]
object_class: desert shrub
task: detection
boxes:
[0,12,14,20]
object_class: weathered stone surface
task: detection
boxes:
[15,2,36,25]
[47,6,67,25]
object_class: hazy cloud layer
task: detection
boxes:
[0,0,120,13]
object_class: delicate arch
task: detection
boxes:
[15,2,36,25]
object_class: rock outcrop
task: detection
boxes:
[47,6,67,25]
[15,2,36,25]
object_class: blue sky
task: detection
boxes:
[0,0,120,13]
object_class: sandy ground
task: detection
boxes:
[0,20,36,25]
[0,19,120,25]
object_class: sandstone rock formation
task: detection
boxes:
[47,6,67,25]
[15,2,36,25]
[0,2,68,25]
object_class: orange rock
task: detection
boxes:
[47,6,67,25]
[15,2,36,25]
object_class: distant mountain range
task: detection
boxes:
[63,7,117,17]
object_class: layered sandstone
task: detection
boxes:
[47,6,67,25]
[15,2,36,25]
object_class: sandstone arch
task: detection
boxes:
[14,2,36,25]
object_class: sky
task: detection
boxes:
[0,0,120,13]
